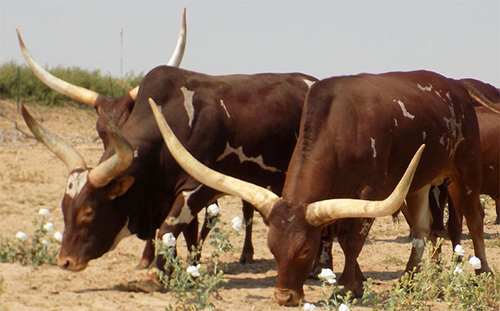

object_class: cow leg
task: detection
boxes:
[137,239,155,269]
[239,201,255,264]
[403,185,432,274]
[448,182,491,274]
[184,216,200,264]
[310,226,334,279]
[336,218,372,298]
[446,197,462,252]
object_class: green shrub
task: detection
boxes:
[155,213,238,311]
[0,209,61,266]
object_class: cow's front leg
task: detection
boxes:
[336,218,373,298]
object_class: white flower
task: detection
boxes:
[232,217,243,232]
[339,303,350,311]
[412,238,424,249]
[454,244,465,256]
[453,266,465,276]
[318,268,337,284]
[43,222,55,234]
[53,231,63,243]
[469,256,482,269]
[303,302,317,311]
[207,203,220,217]
[38,208,50,216]
[15,231,28,242]
[42,239,50,246]
[162,232,176,248]
[187,264,201,277]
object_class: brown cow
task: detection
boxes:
[17,13,201,269]
[151,70,492,305]
[20,64,318,294]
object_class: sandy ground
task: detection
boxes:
[0,99,498,311]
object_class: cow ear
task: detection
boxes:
[109,176,134,200]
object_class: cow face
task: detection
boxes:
[20,104,135,272]
[267,199,322,306]
[57,170,134,271]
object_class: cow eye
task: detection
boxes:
[298,247,311,260]
[77,206,95,224]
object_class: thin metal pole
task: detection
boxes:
[120,29,123,79]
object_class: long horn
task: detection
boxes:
[462,83,500,115]
[87,108,134,187]
[20,103,87,172]
[149,98,279,218]
[16,29,100,107]
[167,8,187,67]
[129,8,188,101]
[305,144,425,227]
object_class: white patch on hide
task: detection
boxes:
[180,86,195,127]
[418,83,433,92]
[220,100,231,118]
[394,118,398,127]
[446,92,452,102]
[66,170,89,198]
[359,219,372,236]
[110,218,131,251]
[371,138,377,158]
[216,142,282,173]
[167,185,203,226]
[395,100,415,120]
[303,79,315,88]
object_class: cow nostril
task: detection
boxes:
[57,257,71,270]
[274,290,292,305]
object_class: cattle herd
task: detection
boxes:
[15,9,499,306]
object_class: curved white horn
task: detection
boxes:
[20,103,87,172]
[149,98,279,218]
[129,8,187,101]
[306,144,425,227]
[88,108,134,187]
[16,29,100,107]
[167,8,187,67]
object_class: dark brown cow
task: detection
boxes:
[17,14,196,269]
[20,65,318,292]
[152,70,492,305]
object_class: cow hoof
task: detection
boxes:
[119,278,167,293]
[238,254,254,264]
[135,260,151,270]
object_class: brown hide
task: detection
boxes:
[269,71,489,305]
[56,66,316,271]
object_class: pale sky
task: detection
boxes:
[1,1,499,86]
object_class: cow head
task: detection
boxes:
[149,98,424,305]
[21,104,135,271]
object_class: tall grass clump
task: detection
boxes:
[0,62,143,106]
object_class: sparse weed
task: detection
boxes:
[156,211,238,311]
[362,238,500,310]
[0,210,61,266]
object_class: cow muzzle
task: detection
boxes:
[274,287,303,306]
[57,256,88,272]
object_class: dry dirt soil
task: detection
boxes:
[0,99,499,311]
